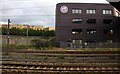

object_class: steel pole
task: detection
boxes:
[26,25,29,48]
[7,19,10,46]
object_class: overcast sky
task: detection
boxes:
[0,0,108,26]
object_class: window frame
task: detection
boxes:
[86,19,96,24]
[72,9,82,14]
[72,18,82,23]
[103,9,112,15]
[72,29,82,34]
[104,29,114,35]
[103,19,112,24]
[86,29,96,34]
[72,39,83,44]
[86,39,96,44]
[86,9,96,14]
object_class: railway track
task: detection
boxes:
[6,49,120,54]
[2,50,120,74]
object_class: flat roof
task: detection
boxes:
[57,3,109,5]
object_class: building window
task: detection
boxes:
[72,39,82,44]
[72,29,82,34]
[72,39,83,48]
[86,9,96,14]
[87,29,96,34]
[86,39,96,47]
[87,39,96,44]
[103,19,112,24]
[72,9,82,14]
[87,19,96,24]
[103,10,112,14]
[104,29,114,35]
[106,40,113,43]
[72,18,82,23]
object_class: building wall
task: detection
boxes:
[1,35,41,46]
[56,3,120,48]
[44,26,55,30]
[0,24,44,30]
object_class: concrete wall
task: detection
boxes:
[1,35,39,46]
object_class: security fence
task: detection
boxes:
[60,41,120,48]
[1,35,47,46]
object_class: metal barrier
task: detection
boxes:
[60,42,120,48]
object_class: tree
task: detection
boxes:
[1,27,7,35]
[31,38,51,47]
[1,26,55,37]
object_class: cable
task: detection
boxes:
[1,15,56,17]
[0,0,33,2]
[0,0,57,3]
[1,14,83,17]
[0,6,56,10]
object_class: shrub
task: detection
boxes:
[57,55,65,59]
[31,38,51,48]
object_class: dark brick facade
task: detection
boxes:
[55,3,120,48]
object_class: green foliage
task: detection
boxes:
[1,26,7,35]
[2,44,27,50]
[44,56,48,60]
[1,26,55,36]
[49,37,56,47]
[31,38,50,47]
[31,37,56,48]
[57,55,65,59]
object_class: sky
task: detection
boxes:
[0,0,108,27]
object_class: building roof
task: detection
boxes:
[0,24,44,30]
[57,3,109,5]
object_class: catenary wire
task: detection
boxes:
[0,6,56,10]
[0,0,57,3]
[1,15,56,17]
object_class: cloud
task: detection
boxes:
[1,0,56,26]
[0,21,8,24]
[1,0,107,26]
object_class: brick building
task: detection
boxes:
[55,3,120,48]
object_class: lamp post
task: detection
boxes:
[26,25,29,49]
[7,19,11,46]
